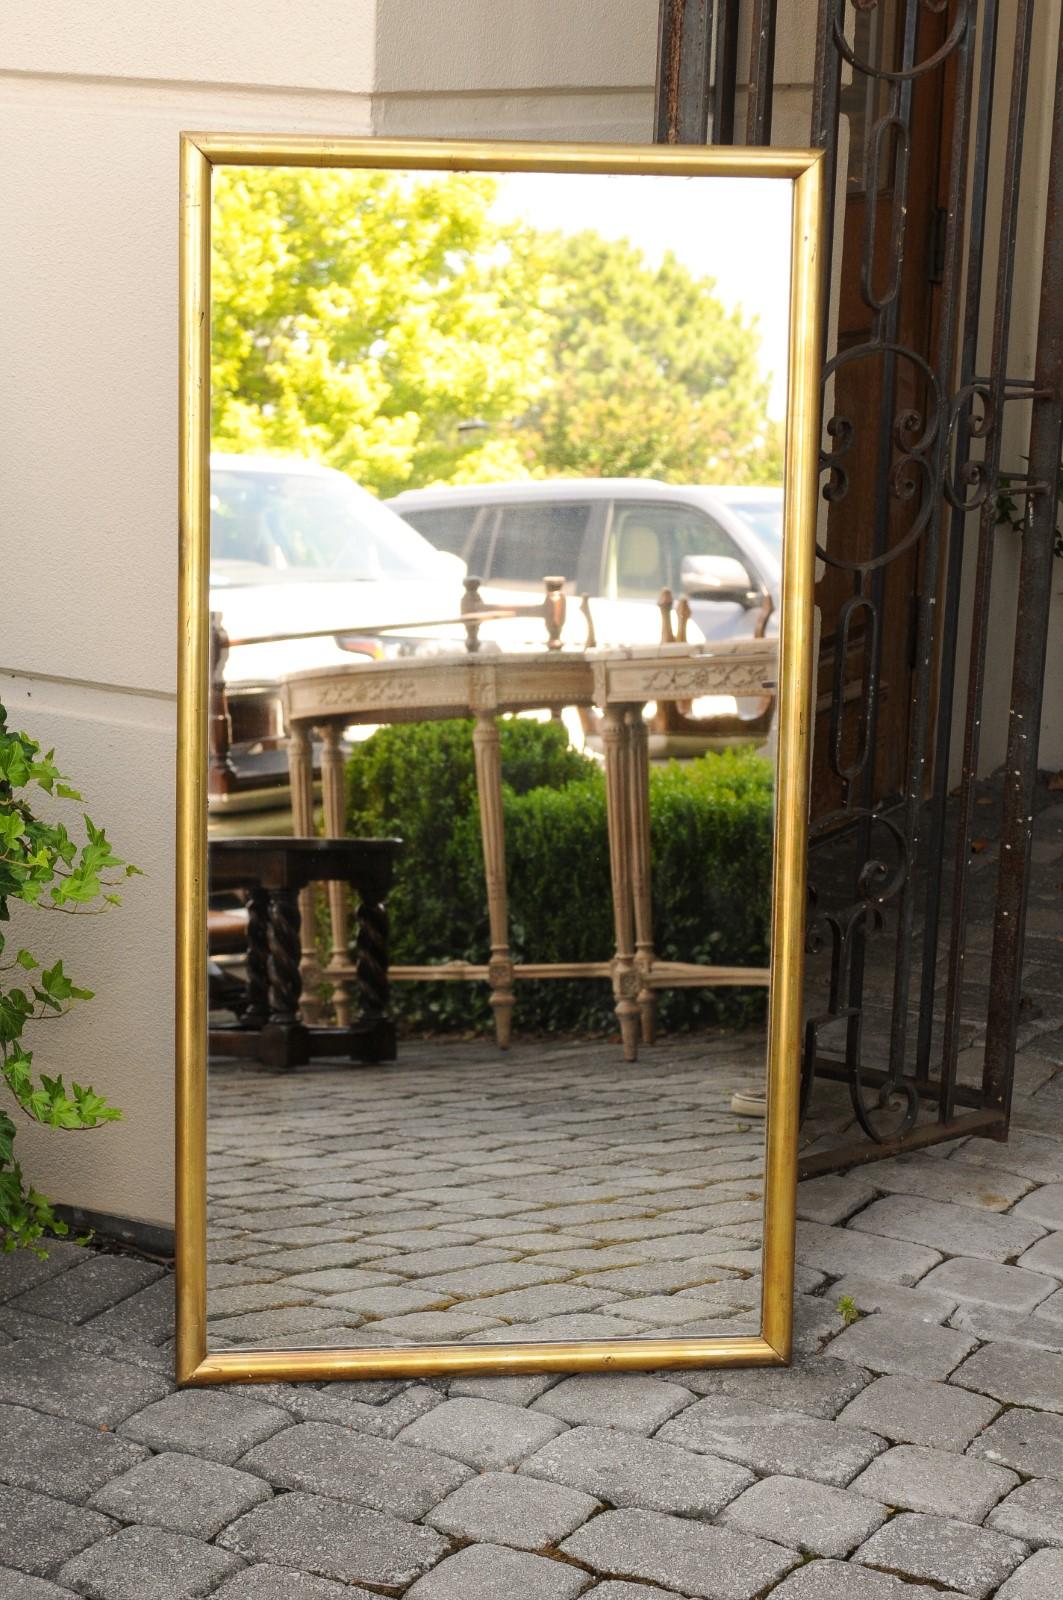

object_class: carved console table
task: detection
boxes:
[282,638,776,1060]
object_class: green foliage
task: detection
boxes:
[0,702,138,1254]
[347,718,772,1035]
[211,168,780,497]
[836,1294,862,1327]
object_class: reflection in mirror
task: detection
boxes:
[203,162,791,1355]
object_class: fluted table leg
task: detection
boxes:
[472,712,515,1048]
[321,722,352,1026]
[626,705,657,1045]
[287,722,321,1023]
[602,705,639,1061]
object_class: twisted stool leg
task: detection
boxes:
[241,886,270,1029]
[266,888,303,1027]
[355,895,395,1060]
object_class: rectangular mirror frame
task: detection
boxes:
[176,134,824,1386]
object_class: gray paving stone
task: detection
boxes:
[520,1423,754,1517]
[0,1241,86,1302]
[218,1492,448,1588]
[0,1340,171,1427]
[58,1523,245,1598]
[677,1357,870,1420]
[996,1548,1063,1598]
[849,1442,1018,1521]
[237,1243,392,1273]
[375,1245,519,1277]
[395,1396,566,1469]
[238,1419,470,1518]
[118,1388,292,1463]
[1017,1231,1063,1277]
[427,1473,599,1549]
[214,1567,375,1599]
[559,1507,796,1600]
[449,1373,558,1405]
[0,1572,80,1599]
[1014,1184,1063,1229]
[532,1375,693,1434]
[856,1155,1034,1212]
[796,1176,878,1225]
[85,1277,176,1344]
[825,1311,976,1379]
[366,1309,505,1340]
[848,1194,1045,1262]
[767,1559,964,1599]
[584,1586,680,1600]
[405,1543,589,1600]
[205,1306,361,1341]
[9,1255,164,1324]
[990,1479,1063,1548]
[836,1374,999,1448]
[951,1340,1063,1412]
[309,1285,454,1319]
[462,1285,627,1323]
[952,1131,1063,1185]
[203,1283,318,1317]
[0,1403,150,1501]
[88,1450,271,1538]
[806,1275,957,1324]
[720,1474,888,1557]
[657,1398,886,1487]
[854,1512,1027,1599]
[968,1405,1063,1476]
[411,1262,569,1298]
[795,1221,942,1284]
[0,1485,116,1577]
[918,1257,1057,1313]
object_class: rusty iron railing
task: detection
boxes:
[654,0,1063,1173]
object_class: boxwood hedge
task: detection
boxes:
[346,717,772,1035]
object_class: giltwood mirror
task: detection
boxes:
[176,136,823,1384]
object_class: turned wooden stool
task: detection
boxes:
[208,836,401,1069]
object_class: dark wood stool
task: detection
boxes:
[208,836,401,1069]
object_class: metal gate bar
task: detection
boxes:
[654,0,1063,1172]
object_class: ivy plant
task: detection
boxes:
[0,700,140,1254]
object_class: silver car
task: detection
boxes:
[386,479,783,643]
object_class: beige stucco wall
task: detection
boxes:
[0,2,379,1231]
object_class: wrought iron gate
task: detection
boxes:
[654,0,1063,1172]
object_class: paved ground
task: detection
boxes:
[205,1036,769,1350]
[2,791,1063,1597]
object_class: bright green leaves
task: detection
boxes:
[210,168,779,498]
[1,699,134,1252]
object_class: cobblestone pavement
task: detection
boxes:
[2,797,1063,1596]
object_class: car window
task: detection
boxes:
[610,504,745,599]
[398,504,479,559]
[484,502,592,587]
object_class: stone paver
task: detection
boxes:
[521,1423,754,1517]
[214,1569,376,1599]
[1016,1232,1063,1277]
[657,1397,886,1486]
[0,1403,150,1501]
[57,1523,245,1598]
[0,1485,115,1578]
[919,1257,1057,1313]
[769,1560,965,1599]
[218,1492,448,1588]
[826,1311,977,1379]
[0,1340,171,1427]
[560,1507,797,1600]
[848,1195,1045,1262]
[720,1474,888,1556]
[87,1450,271,1538]
[427,1471,599,1549]
[117,1388,291,1464]
[968,1406,1063,1477]
[9,1254,163,1325]
[990,1479,1063,1548]
[836,1374,999,1448]
[854,1512,1027,1599]
[394,1396,565,1469]
[951,1340,1063,1413]
[848,1442,1018,1522]
[0,1572,84,1599]
[532,1375,692,1433]
[238,1420,471,1518]
[996,1549,1063,1599]
[405,1543,590,1599]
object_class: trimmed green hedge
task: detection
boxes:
[346,718,772,1035]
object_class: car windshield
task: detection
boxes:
[210,468,441,583]
[717,495,784,558]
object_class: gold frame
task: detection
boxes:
[177,134,824,1386]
